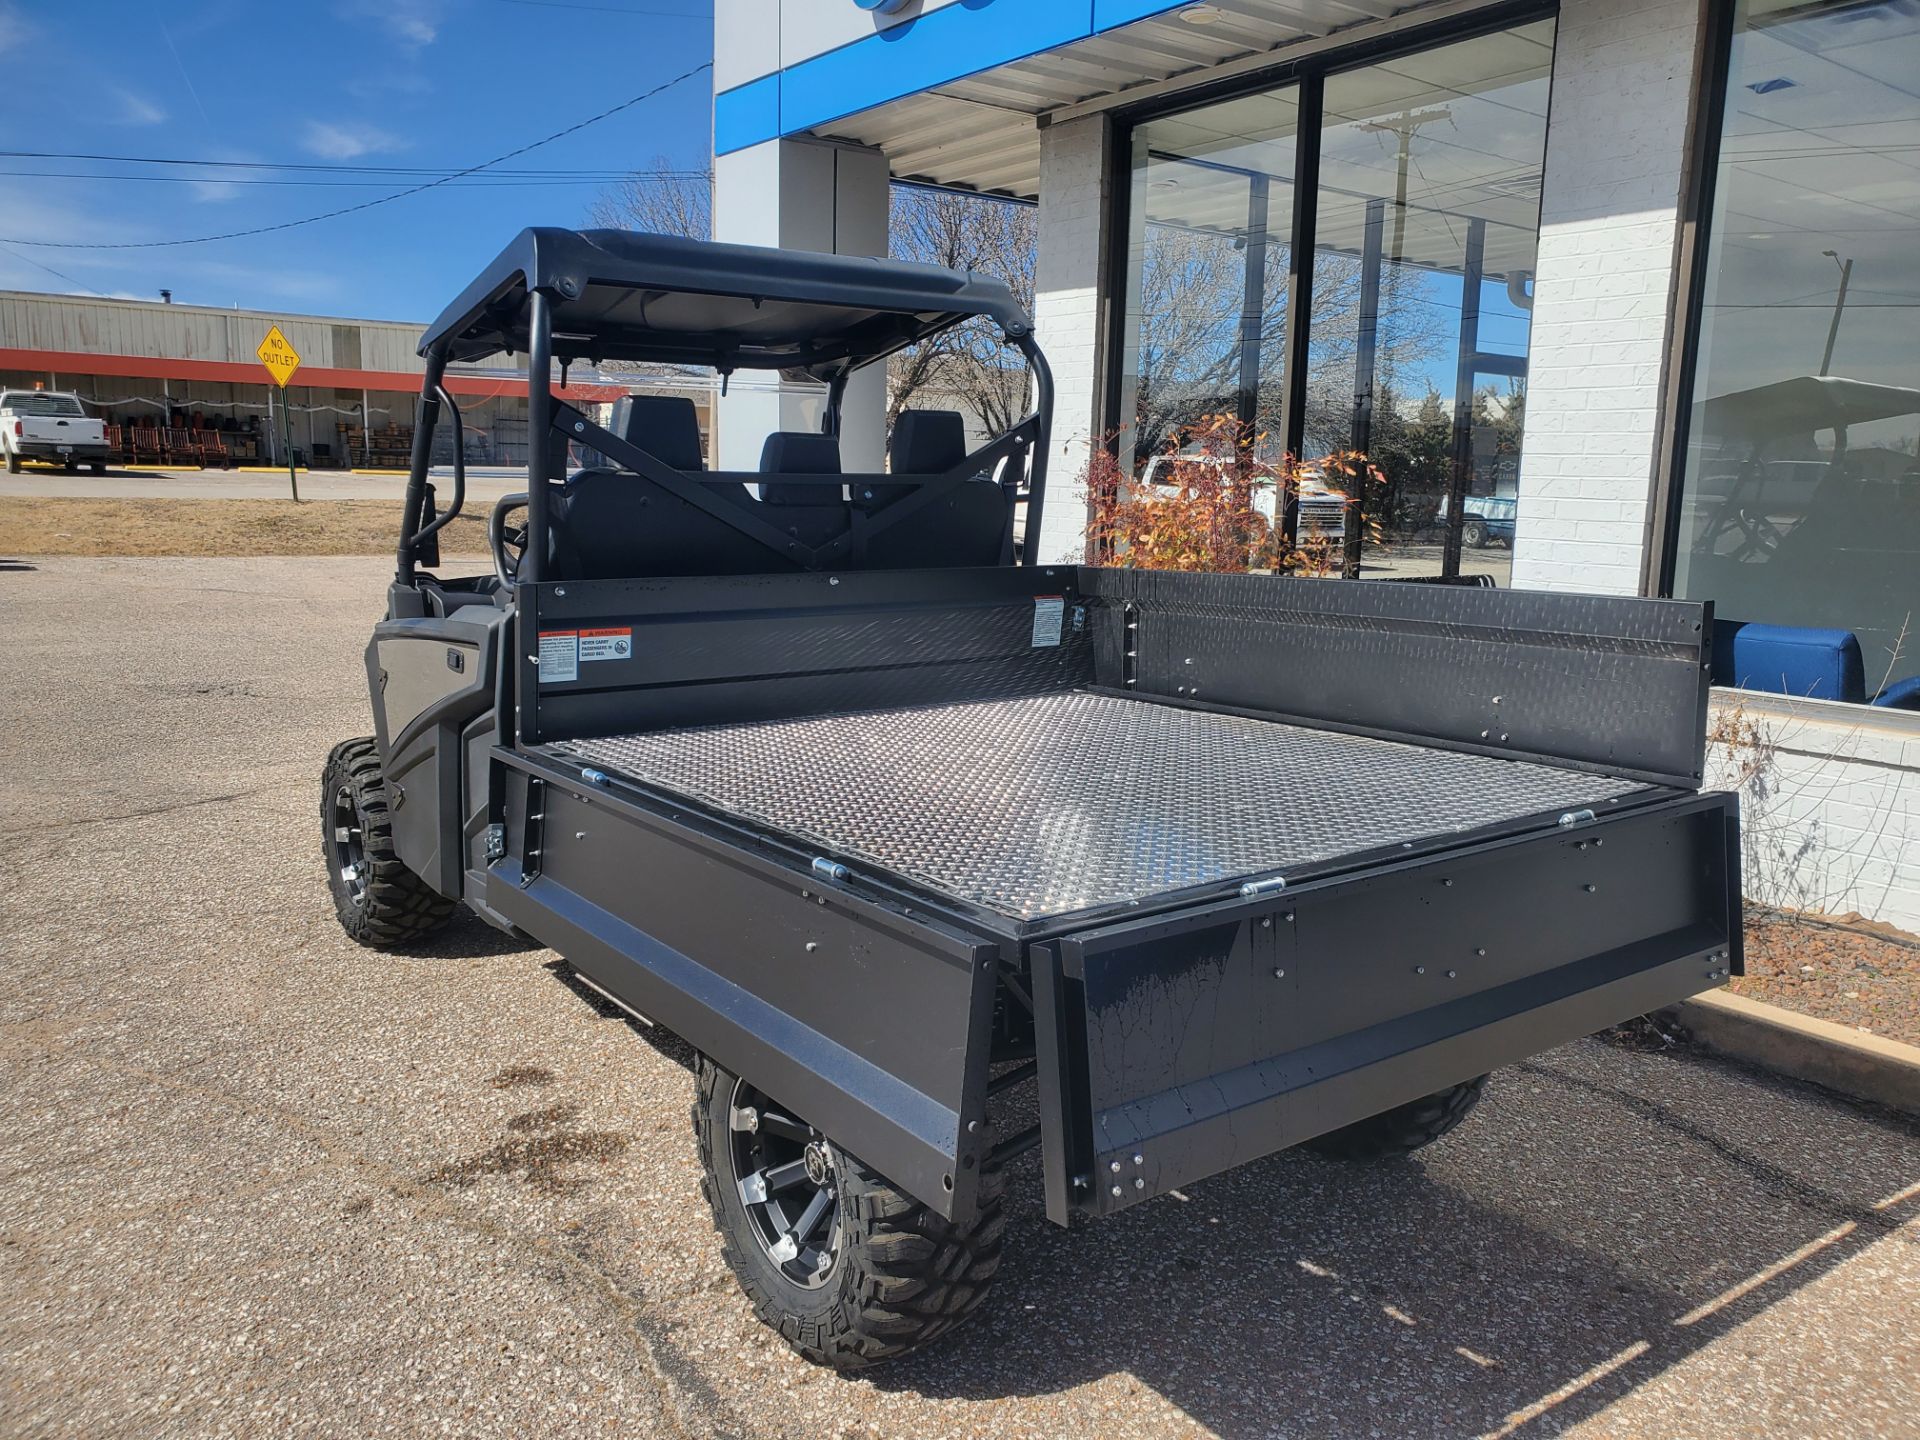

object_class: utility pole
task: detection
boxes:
[1359,107,1452,263]
[1819,250,1852,377]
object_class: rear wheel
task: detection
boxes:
[1461,518,1490,549]
[693,1056,1005,1370]
[321,736,454,947]
[1304,1075,1488,1160]
[62,456,78,474]
[88,460,106,474]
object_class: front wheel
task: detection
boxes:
[321,737,454,947]
[1303,1075,1488,1160]
[694,1057,1005,1369]
[5,450,18,474]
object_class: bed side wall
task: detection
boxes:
[1078,569,1713,789]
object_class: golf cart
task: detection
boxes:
[324,228,1741,1370]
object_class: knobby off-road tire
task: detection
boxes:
[321,737,455,948]
[1304,1075,1489,1161]
[694,1055,1006,1370]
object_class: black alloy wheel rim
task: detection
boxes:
[728,1078,842,1289]
[329,784,369,906]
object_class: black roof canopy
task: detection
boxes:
[419,227,1031,379]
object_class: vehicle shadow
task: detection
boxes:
[544,958,700,1072]
[873,1043,1920,1437]
[385,907,545,960]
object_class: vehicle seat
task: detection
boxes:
[618,393,706,470]
[862,409,1012,568]
[759,432,843,506]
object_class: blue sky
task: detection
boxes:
[0,0,713,320]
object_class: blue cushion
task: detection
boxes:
[1873,675,1920,710]
[1719,621,1864,703]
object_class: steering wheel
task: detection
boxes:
[490,493,530,589]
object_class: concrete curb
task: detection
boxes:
[1660,989,1920,1116]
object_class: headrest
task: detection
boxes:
[890,409,968,475]
[617,394,704,472]
[760,431,841,475]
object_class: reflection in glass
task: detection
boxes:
[1117,88,1300,479]
[1674,0,1920,700]
[1112,19,1554,582]
[1306,19,1555,581]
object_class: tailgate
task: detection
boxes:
[1029,791,1740,1223]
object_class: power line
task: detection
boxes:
[473,0,712,14]
[0,241,104,295]
[0,61,711,250]
[0,150,706,178]
[0,169,701,189]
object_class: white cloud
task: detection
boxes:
[301,120,405,161]
[111,89,168,126]
[339,0,438,49]
[0,5,28,55]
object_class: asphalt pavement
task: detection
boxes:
[2,555,1916,1439]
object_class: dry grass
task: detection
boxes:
[0,497,490,558]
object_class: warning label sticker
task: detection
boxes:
[537,630,578,683]
[1031,595,1065,648]
[579,627,633,663]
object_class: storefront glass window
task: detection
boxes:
[1307,20,1555,582]
[1113,18,1554,579]
[1117,87,1299,479]
[1673,0,1920,702]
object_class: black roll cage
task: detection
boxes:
[394,239,1055,587]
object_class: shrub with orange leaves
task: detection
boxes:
[1085,415,1383,576]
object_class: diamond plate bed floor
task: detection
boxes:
[541,691,1653,923]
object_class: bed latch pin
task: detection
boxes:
[811,857,851,883]
[1239,875,1287,899]
[1557,808,1596,828]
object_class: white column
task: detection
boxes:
[1510,0,1706,595]
[1030,113,1113,565]
[712,137,890,472]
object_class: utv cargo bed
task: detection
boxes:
[538,689,1657,933]
[341,229,1742,1370]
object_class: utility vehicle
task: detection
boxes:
[324,228,1741,1370]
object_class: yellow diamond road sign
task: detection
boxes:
[257,325,302,388]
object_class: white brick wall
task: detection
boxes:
[1510,0,1705,594]
[1031,113,1111,565]
[1707,693,1920,937]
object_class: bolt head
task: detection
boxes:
[1132,1153,1144,1166]
[1446,969,1458,979]
[1415,965,1426,975]
[1273,968,1286,979]
[1110,1160,1122,1173]
[1134,1177,1146,1190]
[1475,947,1487,957]
[1111,1185,1123,1198]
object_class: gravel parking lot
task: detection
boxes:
[3,555,1918,1439]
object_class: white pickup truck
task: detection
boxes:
[1,390,109,474]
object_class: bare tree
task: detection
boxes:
[586,157,712,240]
[886,186,1037,434]
[589,167,1040,433]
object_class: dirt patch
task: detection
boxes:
[0,497,490,558]
[423,1102,627,1196]
[1729,908,1920,1046]
[487,1064,556,1089]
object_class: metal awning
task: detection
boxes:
[810,0,1479,200]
